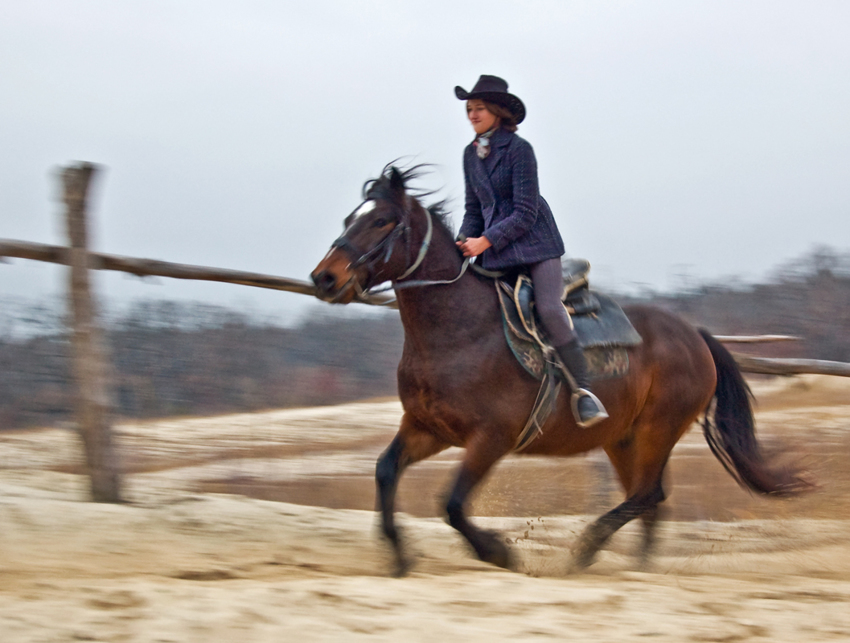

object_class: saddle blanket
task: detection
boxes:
[497,278,642,382]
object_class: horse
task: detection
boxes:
[310,165,808,576]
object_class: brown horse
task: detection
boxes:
[311,166,808,575]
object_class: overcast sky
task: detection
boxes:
[1,1,848,322]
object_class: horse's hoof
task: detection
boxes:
[477,531,513,570]
[570,542,598,572]
[392,554,413,578]
[569,554,595,573]
[489,547,512,570]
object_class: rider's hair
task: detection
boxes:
[482,101,519,132]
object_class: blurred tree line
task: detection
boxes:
[1,247,848,430]
[628,246,850,363]
[0,301,403,429]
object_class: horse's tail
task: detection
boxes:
[698,328,811,496]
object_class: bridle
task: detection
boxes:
[329,198,485,305]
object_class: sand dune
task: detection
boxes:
[0,375,849,641]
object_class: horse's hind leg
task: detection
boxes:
[573,433,669,570]
[638,503,665,567]
[606,437,670,566]
[573,480,665,570]
[376,416,447,576]
[445,431,514,569]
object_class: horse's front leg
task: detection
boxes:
[445,430,514,569]
[376,417,447,577]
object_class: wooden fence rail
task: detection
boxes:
[713,335,801,344]
[731,354,850,378]
[0,239,394,305]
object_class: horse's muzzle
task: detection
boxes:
[311,251,358,304]
[311,269,337,295]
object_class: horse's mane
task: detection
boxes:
[362,163,455,237]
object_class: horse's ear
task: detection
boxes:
[388,166,406,199]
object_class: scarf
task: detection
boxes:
[473,128,497,160]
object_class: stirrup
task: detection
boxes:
[570,388,609,429]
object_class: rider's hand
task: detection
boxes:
[455,236,492,258]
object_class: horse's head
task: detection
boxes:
[311,165,422,304]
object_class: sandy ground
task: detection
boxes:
[1,376,849,642]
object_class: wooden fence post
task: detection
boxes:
[61,162,122,503]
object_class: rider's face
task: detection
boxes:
[467,100,499,135]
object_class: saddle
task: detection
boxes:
[498,259,642,381]
[495,258,642,450]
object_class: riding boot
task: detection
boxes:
[555,340,609,428]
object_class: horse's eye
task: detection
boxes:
[373,218,388,228]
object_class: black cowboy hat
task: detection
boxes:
[455,75,526,124]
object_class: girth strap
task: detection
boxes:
[514,354,562,452]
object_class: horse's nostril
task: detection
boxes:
[312,270,337,293]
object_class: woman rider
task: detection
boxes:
[454,74,607,428]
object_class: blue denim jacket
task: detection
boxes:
[460,128,565,270]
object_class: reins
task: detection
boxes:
[390,212,506,288]
[333,197,506,305]
[396,203,433,281]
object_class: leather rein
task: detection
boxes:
[330,201,500,305]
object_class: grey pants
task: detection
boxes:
[529,257,576,347]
